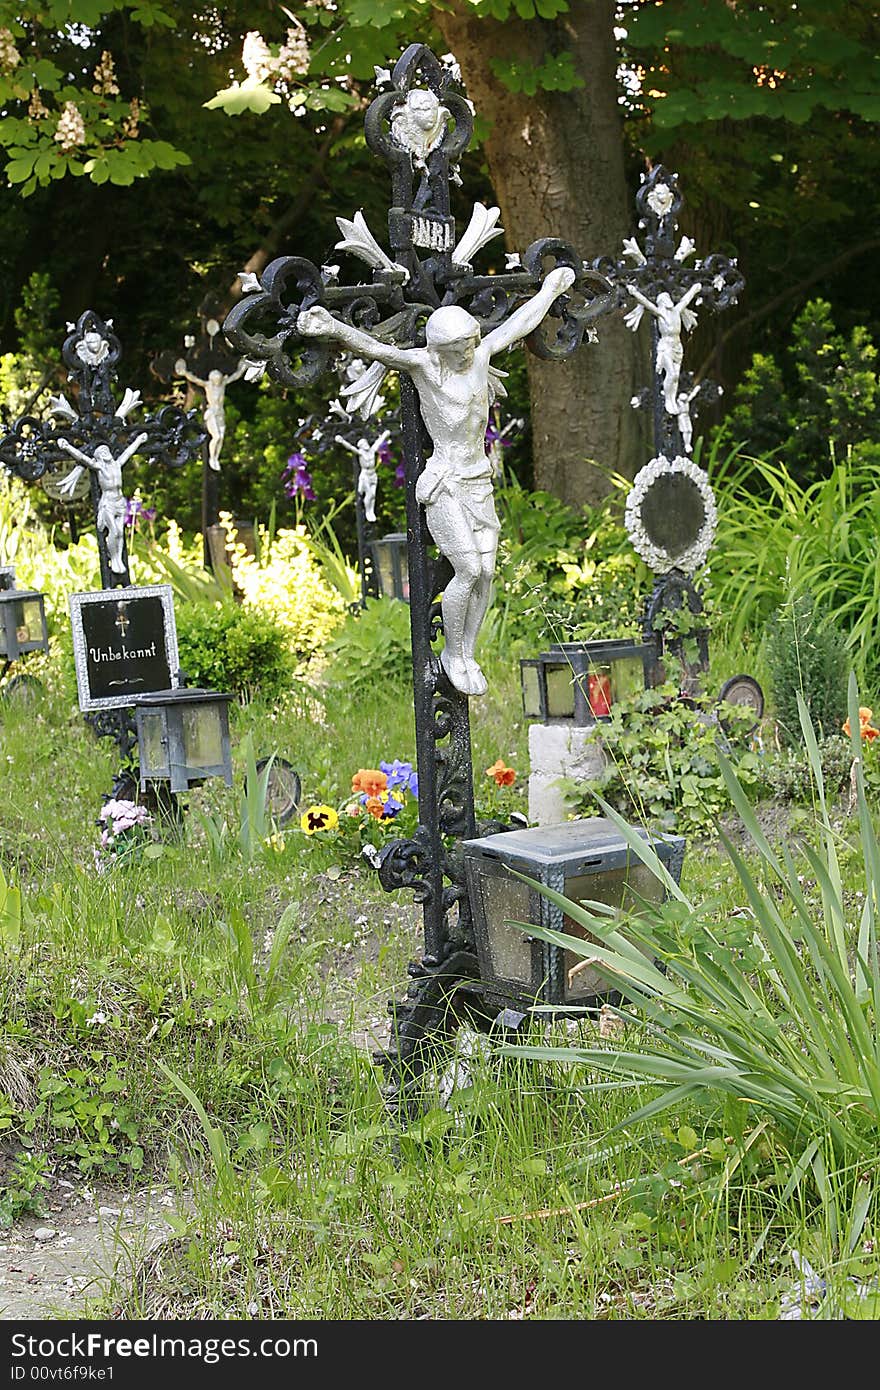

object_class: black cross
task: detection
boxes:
[591,164,744,460]
[151,292,243,564]
[0,310,206,589]
[223,43,617,1090]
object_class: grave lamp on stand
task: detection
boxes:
[463,817,685,1015]
[133,687,233,794]
[520,638,655,726]
[0,566,49,670]
[370,532,410,602]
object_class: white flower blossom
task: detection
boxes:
[54,102,86,152]
[276,26,310,82]
[0,28,20,73]
[92,50,119,97]
[242,31,274,83]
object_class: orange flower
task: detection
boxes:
[364,795,387,820]
[842,707,879,741]
[485,758,516,788]
[351,768,388,797]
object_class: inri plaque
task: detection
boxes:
[69,584,179,711]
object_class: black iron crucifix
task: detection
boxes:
[0,310,206,591]
[592,164,744,461]
[151,293,246,568]
[223,44,617,1099]
[590,166,745,685]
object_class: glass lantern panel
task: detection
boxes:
[609,654,644,704]
[545,662,575,718]
[374,546,396,598]
[19,598,45,644]
[0,614,8,657]
[182,704,223,769]
[474,871,535,987]
[521,663,542,719]
[398,548,410,602]
[561,863,664,1001]
[586,663,613,716]
[140,711,168,775]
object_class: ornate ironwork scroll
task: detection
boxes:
[223,44,616,1094]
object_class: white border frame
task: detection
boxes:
[624,453,717,575]
[69,584,179,711]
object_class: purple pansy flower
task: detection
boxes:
[379,759,418,797]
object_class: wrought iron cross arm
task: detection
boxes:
[297,305,417,371]
[517,240,617,359]
[136,405,207,470]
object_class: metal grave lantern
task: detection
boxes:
[520,639,654,725]
[463,817,685,1011]
[133,688,233,794]
[370,532,410,602]
[0,567,49,665]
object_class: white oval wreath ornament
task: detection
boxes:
[624,453,717,575]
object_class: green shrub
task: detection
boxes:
[707,442,880,686]
[175,599,296,703]
[764,593,849,747]
[491,477,643,649]
[724,298,880,483]
[762,734,852,803]
[563,684,762,839]
[324,597,412,696]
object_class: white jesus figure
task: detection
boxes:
[56,433,149,574]
[174,359,247,470]
[625,282,702,416]
[298,264,576,696]
[335,429,391,523]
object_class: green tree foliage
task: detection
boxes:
[725,299,880,481]
[622,1,880,377]
[764,592,850,748]
[625,0,880,126]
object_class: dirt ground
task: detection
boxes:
[0,1178,181,1320]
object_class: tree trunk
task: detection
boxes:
[435,0,649,508]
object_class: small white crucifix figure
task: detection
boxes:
[334,429,392,523]
[174,359,247,471]
[624,283,703,417]
[56,433,148,575]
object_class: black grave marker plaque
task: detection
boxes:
[69,585,179,711]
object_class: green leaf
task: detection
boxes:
[5,155,37,185]
[204,78,282,117]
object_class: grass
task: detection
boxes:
[1,644,879,1319]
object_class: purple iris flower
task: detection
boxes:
[393,462,405,488]
[377,440,394,467]
[283,451,315,501]
[124,497,157,526]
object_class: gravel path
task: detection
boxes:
[0,1180,181,1320]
